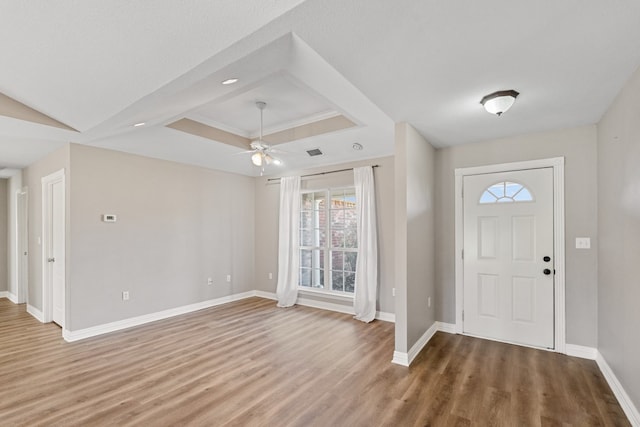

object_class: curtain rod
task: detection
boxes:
[266,165,379,182]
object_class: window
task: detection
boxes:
[479,181,533,204]
[299,188,357,295]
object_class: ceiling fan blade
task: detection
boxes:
[269,148,304,156]
[232,149,256,156]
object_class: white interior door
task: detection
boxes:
[17,189,28,304]
[463,168,554,349]
[42,170,65,328]
[50,180,65,326]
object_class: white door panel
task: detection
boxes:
[42,169,65,329]
[51,180,65,327]
[463,168,554,348]
[17,190,28,304]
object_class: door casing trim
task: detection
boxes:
[454,157,565,353]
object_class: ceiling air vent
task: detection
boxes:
[306,148,323,157]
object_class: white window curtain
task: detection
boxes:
[353,166,378,322]
[276,175,301,307]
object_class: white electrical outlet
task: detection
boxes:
[428,297,431,308]
[226,275,231,283]
[392,287,396,297]
[268,272,273,280]
[207,277,213,285]
[576,237,591,249]
[122,291,129,301]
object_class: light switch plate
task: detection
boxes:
[576,237,591,249]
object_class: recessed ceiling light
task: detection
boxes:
[133,122,145,127]
[222,78,239,85]
[352,142,363,151]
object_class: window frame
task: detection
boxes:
[298,186,357,298]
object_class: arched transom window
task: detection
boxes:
[479,181,534,204]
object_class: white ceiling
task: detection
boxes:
[192,73,338,138]
[1,0,640,176]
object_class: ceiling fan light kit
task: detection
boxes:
[480,89,519,116]
[251,151,263,166]
[247,101,283,170]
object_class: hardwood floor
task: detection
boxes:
[0,297,630,426]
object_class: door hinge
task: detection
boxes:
[462,249,464,260]
[462,310,464,321]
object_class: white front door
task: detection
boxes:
[463,168,554,349]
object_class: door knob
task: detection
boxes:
[543,268,551,275]
[47,257,55,263]
[543,256,551,262]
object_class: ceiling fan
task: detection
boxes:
[246,101,282,170]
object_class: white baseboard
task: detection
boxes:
[392,322,455,367]
[254,290,277,301]
[27,304,44,323]
[566,343,598,360]
[392,321,439,367]
[375,311,396,323]
[53,289,396,343]
[6,292,18,304]
[254,290,395,323]
[392,351,409,366]
[63,291,256,342]
[0,291,7,299]
[596,351,640,427]
[296,294,353,315]
[436,321,456,334]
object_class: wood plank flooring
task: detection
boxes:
[0,297,630,426]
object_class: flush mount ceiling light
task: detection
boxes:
[221,78,239,85]
[480,90,520,116]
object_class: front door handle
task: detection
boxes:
[543,268,551,275]
[47,257,55,263]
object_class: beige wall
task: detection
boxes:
[395,123,436,353]
[21,143,255,330]
[23,144,71,310]
[254,155,395,314]
[435,125,599,347]
[0,179,7,292]
[597,64,640,408]
[66,144,255,331]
